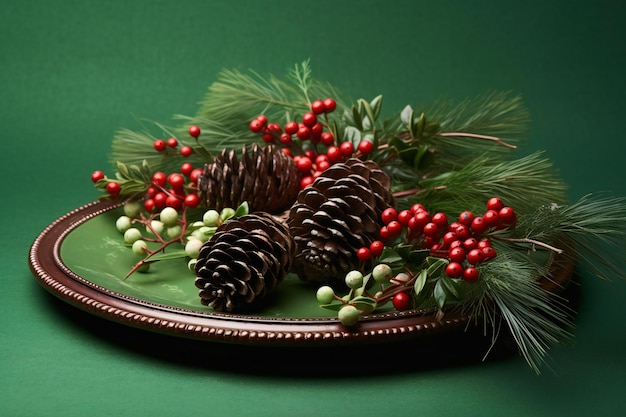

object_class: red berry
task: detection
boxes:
[449,247,467,263]
[431,212,448,229]
[482,246,497,260]
[317,160,330,171]
[379,225,391,241]
[411,211,431,231]
[315,154,329,165]
[106,182,120,198]
[458,211,475,226]
[320,131,335,146]
[166,195,183,210]
[410,203,427,214]
[256,115,268,125]
[483,210,500,228]
[146,186,157,197]
[303,149,315,160]
[323,98,337,113]
[180,145,193,157]
[357,140,374,156]
[262,133,275,143]
[499,206,517,226]
[381,208,398,224]
[443,232,458,247]
[477,238,492,249]
[386,220,403,237]
[339,141,355,157]
[152,172,167,187]
[487,197,504,211]
[166,137,178,148]
[168,173,185,189]
[463,238,479,251]
[180,162,193,177]
[421,236,437,249]
[471,216,486,235]
[153,139,166,152]
[300,175,314,189]
[279,133,293,145]
[311,100,326,114]
[190,168,203,184]
[326,146,343,163]
[423,222,439,237]
[249,119,265,133]
[467,249,485,265]
[449,240,463,250]
[296,156,313,173]
[153,192,167,209]
[297,126,311,140]
[397,209,413,226]
[311,123,324,139]
[91,170,105,183]
[282,148,293,157]
[283,121,298,135]
[369,240,385,257]
[454,224,471,240]
[356,247,372,261]
[392,292,411,311]
[445,262,464,278]
[267,123,282,135]
[302,112,317,127]
[184,193,200,208]
[463,267,480,283]
[144,198,155,213]
[188,125,201,139]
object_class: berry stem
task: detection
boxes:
[492,236,564,254]
[439,132,517,149]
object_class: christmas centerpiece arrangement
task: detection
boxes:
[91,61,625,373]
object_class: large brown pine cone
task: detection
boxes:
[197,143,300,213]
[287,158,396,284]
[194,212,294,313]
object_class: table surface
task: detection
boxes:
[2,1,626,416]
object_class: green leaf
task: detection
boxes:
[320,301,346,312]
[343,126,362,144]
[234,201,249,217]
[400,104,413,125]
[413,270,428,296]
[370,95,383,120]
[351,296,377,311]
[378,247,404,264]
[145,249,188,262]
[434,279,447,308]
[351,105,363,130]
[426,257,448,275]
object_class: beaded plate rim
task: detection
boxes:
[28,200,575,346]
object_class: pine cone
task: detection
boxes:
[194,212,294,313]
[287,158,396,284]
[197,143,300,214]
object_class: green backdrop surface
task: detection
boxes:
[2,1,626,416]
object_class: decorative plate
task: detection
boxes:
[28,200,575,346]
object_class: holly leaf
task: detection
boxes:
[413,269,428,296]
[434,279,447,308]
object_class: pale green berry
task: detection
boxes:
[115,216,132,233]
[191,226,216,242]
[203,210,220,227]
[137,262,150,273]
[316,286,335,304]
[190,221,205,229]
[131,240,148,256]
[338,305,360,326]
[187,258,198,272]
[372,264,393,283]
[146,220,164,236]
[185,238,204,259]
[123,200,142,218]
[123,228,142,244]
[220,207,236,221]
[345,270,364,289]
[165,224,182,240]
[159,207,179,227]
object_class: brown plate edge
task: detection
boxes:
[28,200,576,347]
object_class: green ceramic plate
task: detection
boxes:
[29,200,574,346]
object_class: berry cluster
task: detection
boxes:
[249,98,375,189]
[91,126,203,210]
[357,197,517,284]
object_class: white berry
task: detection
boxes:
[159,207,179,227]
[123,228,142,244]
[115,216,132,233]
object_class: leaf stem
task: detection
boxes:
[492,236,564,254]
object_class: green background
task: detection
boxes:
[2,1,626,416]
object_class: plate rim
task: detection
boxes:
[28,200,574,346]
